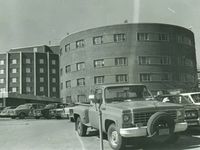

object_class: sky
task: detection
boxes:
[0,0,200,68]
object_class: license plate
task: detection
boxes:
[159,128,169,135]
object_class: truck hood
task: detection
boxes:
[106,100,183,112]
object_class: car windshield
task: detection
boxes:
[105,85,152,103]
[45,104,56,109]
[191,93,200,103]
[160,95,193,104]
[16,104,31,109]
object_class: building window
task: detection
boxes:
[65,65,71,73]
[114,33,126,42]
[65,44,70,52]
[94,76,104,84]
[66,96,72,103]
[26,87,31,92]
[26,77,31,83]
[66,80,71,88]
[77,78,85,86]
[12,78,17,83]
[158,33,169,41]
[76,39,85,48]
[93,36,103,45]
[52,87,56,92]
[137,33,149,41]
[77,95,86,103]
[0,69,4,74]
[138,56,171,65]
[116,74,128,83]
[178,35,192,46]
[94,59,104,68]
[140,73,151,82]
[39,59,44,64]
[60,68,63,76]
[140,73,170,82]
[39,68,44,73]
[11,68,17,73]
[52,68,56,74]
[25,58,31,64]
[52,78,56,83]
[0,78,4,84]
[40,86,44,92]
[178,56,194,67]
[0,60,5,65]
[12,87,17,93]
[11,59,17,64]
[26,68,31,73]
[0,88,6,92]
[52,60,56,65]
[115,57,127,66]
[76,62,85,71]
[40,77,44,82]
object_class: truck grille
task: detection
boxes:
[185,110,198,119]
[134,111,177,126]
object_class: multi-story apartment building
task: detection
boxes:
[59,23,197,103]
[0,45,60,106]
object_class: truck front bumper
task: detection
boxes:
[120,122,188,138]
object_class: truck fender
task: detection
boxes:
[104,119,116,133]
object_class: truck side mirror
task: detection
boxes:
[88,94,102,104]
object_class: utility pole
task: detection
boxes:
[98,103,104,150]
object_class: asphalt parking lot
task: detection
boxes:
[0,118,200,150]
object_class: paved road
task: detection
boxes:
[0,118,200,150]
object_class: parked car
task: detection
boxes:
[61,103,78,121]
[155,94,200,127]
[180,92,200,105]
[40,103,63,119]
[32,104,46,119]
[0,106,16,118]
[12,103,45,119]
[49,103,67,119]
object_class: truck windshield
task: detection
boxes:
[105,85,152,103]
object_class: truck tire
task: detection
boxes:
[76,117,87,136]
[107,123,125,150]
[147,112,176,143]
[19,113,26,119]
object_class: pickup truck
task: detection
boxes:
[73,84,187,150]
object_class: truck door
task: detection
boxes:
[88,89,102,129]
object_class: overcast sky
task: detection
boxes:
[0,0,199,68]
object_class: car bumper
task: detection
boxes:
[186,118,200,126]
[120,122,188,138]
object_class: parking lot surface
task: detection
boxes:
[0,118,200,150]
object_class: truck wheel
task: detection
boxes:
[107,123,125,150]
[147,112,175,143]
[76,117,87,136]
[19,113,26,119]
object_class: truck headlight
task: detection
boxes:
[177,110,184,120]
[123,114,131,122]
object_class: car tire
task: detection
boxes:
[76,117,87,136]
[147,112,175,143]
[19,113,26,119]
[107,123,125,150]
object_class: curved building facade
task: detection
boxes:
[60,23,197,103]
